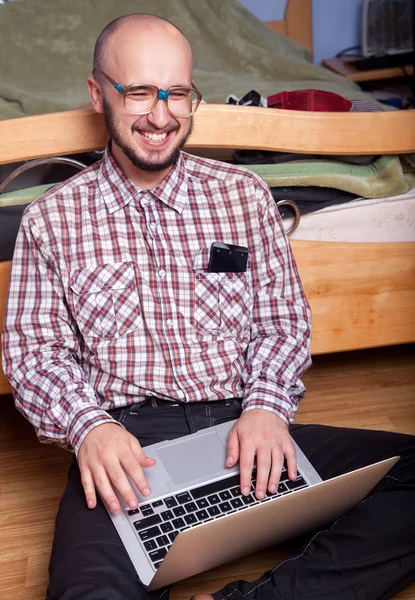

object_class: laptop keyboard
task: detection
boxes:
[127,467,308,570]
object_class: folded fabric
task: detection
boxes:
[245,155,414,199]
[0,184,53,207]
[226,90,267,107]
[350,100,385,112]
[272,186,358,219]
[234,149,376,166]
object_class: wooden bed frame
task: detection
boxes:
[0,0,414,400]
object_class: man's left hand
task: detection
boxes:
[226,410,297,499]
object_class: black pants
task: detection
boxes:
[47,399,415,600]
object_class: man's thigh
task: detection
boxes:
[290,423,415,484]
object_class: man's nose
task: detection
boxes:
[147,98,173,129]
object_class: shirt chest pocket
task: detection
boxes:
[193,248,252,335]
[70,262,142,339]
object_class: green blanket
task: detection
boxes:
[0,184,54,207]
[0,0,375,120]
[246,155,415,198]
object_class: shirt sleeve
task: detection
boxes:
[2,213,120,454]
[241,185,312,423]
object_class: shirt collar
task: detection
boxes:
[97,142,189,214]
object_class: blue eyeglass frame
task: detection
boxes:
[93,67,202,117]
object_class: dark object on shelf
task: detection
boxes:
[356,51,414,70]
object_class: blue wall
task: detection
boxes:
[311,0,362,65]
[238,0,363,64]
[237,0,286,21]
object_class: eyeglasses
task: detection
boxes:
[93,68,203,118]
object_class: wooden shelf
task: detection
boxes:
[322,56,414,82]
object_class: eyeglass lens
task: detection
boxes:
[125,86,198,116]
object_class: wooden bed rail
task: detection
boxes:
[0,104,414,166]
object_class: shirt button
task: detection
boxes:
[150,222,157,230]
[166,319,174,328]
[177,366,183,374]
[159,270,166,278]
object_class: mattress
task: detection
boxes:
[284,189,415,243]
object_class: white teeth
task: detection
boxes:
[142,132,168,142]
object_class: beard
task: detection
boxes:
[102,97,193,172]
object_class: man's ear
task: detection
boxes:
[87,76,104,114]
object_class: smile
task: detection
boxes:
[138,130,172,146]
[142,131,168,142]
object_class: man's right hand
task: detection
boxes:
[77,422,156,513]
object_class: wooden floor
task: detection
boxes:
[0,344,414,599]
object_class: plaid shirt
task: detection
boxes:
[2,147,311,454]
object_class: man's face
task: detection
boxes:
[102,95,193,173]
[99,27,195,175]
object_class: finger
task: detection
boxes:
[254,448,272,500]
[268,448,284,494]
[285,440,297,480]
[130,436,156,468]
[226,427,240,467]
[238,439,255,495]
[80,465,97,509]
[121,452,153,499]
[92,466,121,514]
[129,440,155,497]
[106,460,140,510]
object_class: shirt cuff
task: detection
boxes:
[242,378,299,424]
[67,405,124,455]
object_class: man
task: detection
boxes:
[2,14,415,600]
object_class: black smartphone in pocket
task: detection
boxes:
[208,242,249,273]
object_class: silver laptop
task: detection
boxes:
[107,419,398,590]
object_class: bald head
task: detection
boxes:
[93,14,193,79]
[88,13,197,189]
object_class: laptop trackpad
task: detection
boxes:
[157,431,227,485]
